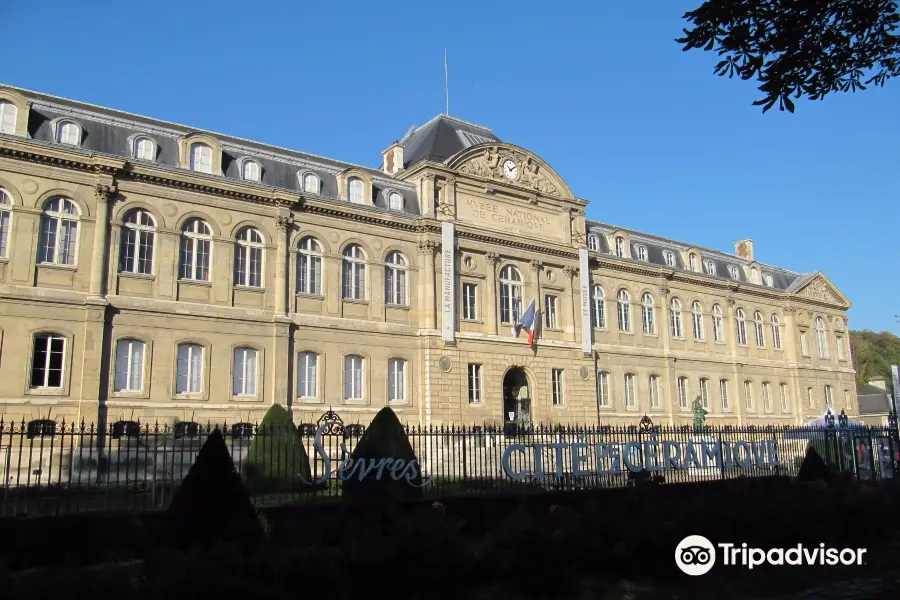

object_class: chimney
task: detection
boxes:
[381,141,404,175]
[734,239,754,261]
[867,377,887,391]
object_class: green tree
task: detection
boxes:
[850,329,900,394]
[242,404,313,493]
[677,0,900,112]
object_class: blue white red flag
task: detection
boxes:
[514,297,538,349]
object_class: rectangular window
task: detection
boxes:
[677,377,687,409]
[463,283,477,320]
[836,335,845,360]
[343,355,364,400]
[232,347,258,396]
[468,363,482,404]
[807,387,814,408]
[388,359,406,402]
[720,379,729,410]
[30,334,65,389]
[624,374,635,408]
[699,378,709,409]
[649,375,659,408]
[744,381,753,410]
[176,343,203,394]
[114,339,144,392]
[544,295,558,329]
[800,332,809,356]
[552,369,564,406]
[598,371,610,407]
[297,351,318,398]
[762,382,770,411]
[780,383,788,411]
[824,385,833,407]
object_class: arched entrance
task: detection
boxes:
[503,367,532,427]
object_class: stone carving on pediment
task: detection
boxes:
[797,278,843,305]
[457,147,561,197]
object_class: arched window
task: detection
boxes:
[302,173,319,194]
[664,251,675,267]
[296,237,322,295]
[57,121,80,145]
[771,314,782,349]
[780,383,788,411]
[176,342,204,395]
[388,358,406,402]
[691,301,705,340]
[232,347,258,396]
[712,304,724,342]
[704,260,716,275]
[762,382,771,411]
[342,244,367,300]
[815,317,829,358]
[499,265,523,324]
[700,378,710,408]
[719,379,729,409]
[0,187,12,258]
[764,272,774,287]
[592,285,606,328]
[744,381,753,410]
[348,177,364,204]
[689,253,698,272]
[179,218,212,281]
[384,251,408,305]
[388,192,404,211]
[728,265,739,280]
[641,293,655,335]
[588,235,599,251]
[636,245,647,261]
[344,354,364,400]
[134,136,156,161]
[624,374,635,408]
[234,227,264,288]
[242,160,261,182]
[614,236,625,257]
[189,143,212,173]
[114,339,145,392]
[297,351,319,398]
[677,376,688,408]
[750,267,760,284]
[119,209,156,275]
[617,289,631,332]
[597,371,610,407]
[669,298,683,338]
[649,375,659,408]
[0,101,17,134]
[735,308,747,345]
[753,311,765,347]
[39,197,80,266]
[30,333,66,389]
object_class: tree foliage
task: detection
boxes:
[850,329,900,392]
[676,0,900,112]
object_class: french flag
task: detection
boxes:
[513,297,539,349]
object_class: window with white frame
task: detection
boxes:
[234,227,264,288]
[0,188,12,258]
[624,373,635,408]
[617,289,631,332]
[57,121,80,145]
[780,383,788,411]
[762,382,771,411]
[692,301,705,340]
[179,218,212,281]
[348,177,364,204]
[0,101,16,134]
[384,251,408,305]
[824,385,833,407]
[296,237,322,295]
[728,265,739,280]
[176,343,203,395]
[544,295,558,329]
[807,387,814,408]
[764,273,774,287]
[670,298,683,338]
[664,251,675,267]
[815,317,829,358]
[388,192,404,211]
[750,267,760,284]
[754,311,765,347]
[114,339,145,392]
[800,331,809,356]
[552,369,565,406]
[468,363,482,403]
[134,137,156,161]
[689,253,698,272]
[712,304,724,342]
[641,293,655,335]
[836,335,845,360]
[463,283,477,320]
[771,314,782,349]
[588,235,599,251]
[677,376,688,408]
[499,265,522,324]
[720,379,729,410]
[592,285,606,328]
[636,245,647,261]
[343,355,364,400]
[296,351,318,399]
[614,236,625,257]
[744,381,753,409]
[704,260,716,275]
[342,244,367,300]
[700,378,710,408]
[190,143,212,173]
[120,209,156,276]
[649,375,659,408]
[598,371,610,407]
[242,160,261,182]
[844,389,850,410]
[39,197,80,266]
[302,173,319,194]
[31,333,66,389]
[735,308,747,345]
[388,358,406,402]
[232,347,258,396]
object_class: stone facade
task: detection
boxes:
[0,85,858,430]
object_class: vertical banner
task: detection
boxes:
[892,365,900,417]
[579,248,592,354]
[441,222,455,343]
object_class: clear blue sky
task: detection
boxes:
[2,0,897,333]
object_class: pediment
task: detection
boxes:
[791,273,849,308]
[446,143,575,201]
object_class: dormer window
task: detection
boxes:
[704,260,716,275]
[763,272,774,287]
[0,101,17,135]
[348,177,364,204]
[614,236,625,257]
[664,251,675,267]
[750,267,760,284]
[636,245,647,261]
[241,159,262,182]
[728,265,739,280]
[190,143,212,174]
[388,191,404,211]
[689,253,698,272]
[588,235,599,251]
[56,121,80,146]
[133,136,156,161]
[302,172,319,194]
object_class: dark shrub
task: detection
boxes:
[163,429,261,548]
[242,404,313,493]
[341,407,424,504]
[797,445,834,482]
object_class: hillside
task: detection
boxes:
[850,330,900,393]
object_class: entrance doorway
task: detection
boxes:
[503,367,532,428]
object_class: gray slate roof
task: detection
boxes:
[856,384,894,415]
[401,114,501,168]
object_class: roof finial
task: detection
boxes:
[444,48,450,116]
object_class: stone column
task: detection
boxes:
[530,260,543,326]
[422,174,436,218]
[563,266,577,342]
[89,183,115,299]
[417,241,437,330]
[274,213,293,316]
[485,252,500,335]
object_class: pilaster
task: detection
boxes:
[88,182,115,300]
[563,266,577,342]
[274,213,293,316]
[485,252,500,335]
[417,241,438,330]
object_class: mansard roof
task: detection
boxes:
[401,114,501,168]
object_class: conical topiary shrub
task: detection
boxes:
[242,404,313,493]
[341,406,425,504]
[797,445,834,482]
[163,428,261,547]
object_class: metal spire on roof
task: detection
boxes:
[444,48,450,116]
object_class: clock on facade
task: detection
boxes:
[502,159,518,180]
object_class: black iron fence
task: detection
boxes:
[1,410,898,518]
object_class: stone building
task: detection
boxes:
[0,85,857,430]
